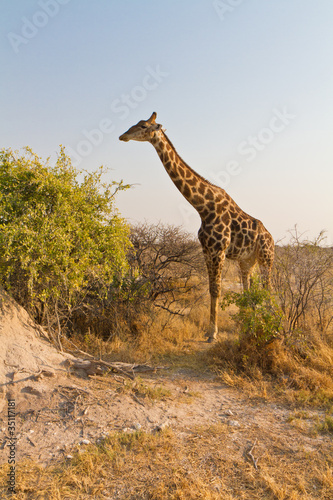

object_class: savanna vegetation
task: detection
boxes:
[1,147,333,499]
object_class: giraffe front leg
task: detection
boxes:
[204,251,225,343]
[206,294,219,342]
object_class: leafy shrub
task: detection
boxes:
[221,275,283,347]
[0,146,131,339]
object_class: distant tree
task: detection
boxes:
[273,227,333,334]
[128,222,206,315]
[0,146,131,341]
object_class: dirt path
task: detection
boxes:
[0,368,330,467]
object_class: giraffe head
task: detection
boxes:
[119,112,163,142]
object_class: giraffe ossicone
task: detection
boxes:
[119,112,275,342]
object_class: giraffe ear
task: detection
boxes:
[148,112,157,124]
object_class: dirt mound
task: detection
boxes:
[0,288,73,396]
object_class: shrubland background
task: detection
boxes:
[1,146,333,403]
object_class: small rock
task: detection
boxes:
[80,439,91,445]
[66,454,73,459]
[228,420,240,428]
[133,423,141,431]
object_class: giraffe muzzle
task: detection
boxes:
[119,134,129,142]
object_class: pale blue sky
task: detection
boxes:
[1,0,333,244]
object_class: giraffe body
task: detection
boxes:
[119,112,274,341]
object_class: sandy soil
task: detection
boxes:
[0,367,330,468]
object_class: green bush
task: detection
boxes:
[221,276,283,347]
[0,146,131,333]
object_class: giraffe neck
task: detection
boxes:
[150,132,214,217]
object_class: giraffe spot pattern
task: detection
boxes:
[149,133,274,305]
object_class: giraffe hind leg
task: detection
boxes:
[257,234,274,289]
[239,257,256,291]
[259,263,272,289]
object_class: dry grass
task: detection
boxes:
[1,425,333,500]
[64,298,212,363]
[205,323,333,409]
[115,375,172,401]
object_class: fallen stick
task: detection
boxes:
[63,338,166,379]
[247,439,259,471]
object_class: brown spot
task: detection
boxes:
[231,220,240,232]
[192,195,204,205]
[183,184,191,198]
[213,231,222,241]
[178,166,184,178]
[174,179,183,189]
[188,177,197,186]
[206,189,214,200]
[198,183,205,195]
[236,234,243,247]
[206,212,215,224]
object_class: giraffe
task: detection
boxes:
[119,112,274,342]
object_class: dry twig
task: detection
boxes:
[247,439,259,470]
[131,393,145,407]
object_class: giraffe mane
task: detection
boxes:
[161,131,214,188]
